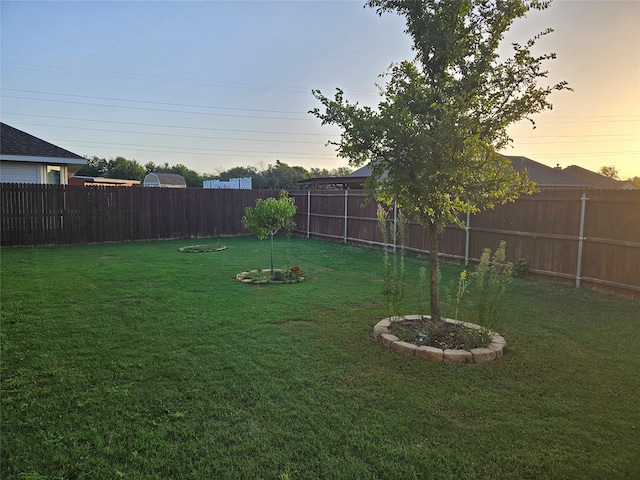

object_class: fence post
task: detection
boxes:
[465,200,471,266]
[307,190,311,238]
[393,200,398,253]
[343,190,349,244]
[576,191,587,288]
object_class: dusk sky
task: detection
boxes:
[1,0,638,179]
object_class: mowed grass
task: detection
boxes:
[1,236,638,479]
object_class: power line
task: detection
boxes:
[2,88,309,115]
[2,112,338,137]
[1,62,378,97]
[0,95,317,121]
[4,93,638,126]
[48,138,337,160]
[5,121,330,145]
[527,151,639,157]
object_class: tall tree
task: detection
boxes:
[109,157,146,181]
[311,0,569,321]
[598,165,620,179]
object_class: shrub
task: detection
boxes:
[472,240,513,330]
[376,204,409,317]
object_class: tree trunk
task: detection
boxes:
[428,220,441,322]
[270,232,275,274]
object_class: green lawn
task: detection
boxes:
[1,236,638,479]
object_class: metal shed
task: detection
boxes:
[143,172,187,188]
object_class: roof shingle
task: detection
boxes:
[1,123,85,160]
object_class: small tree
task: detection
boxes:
[242,191,297,275]
[311,0,569,321]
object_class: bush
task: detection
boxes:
[472,240,513,330]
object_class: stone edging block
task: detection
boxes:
[390,341,417,355]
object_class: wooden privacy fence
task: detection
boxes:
[1,183,639,299]
[289,189,640,300]
[0,183,280,246]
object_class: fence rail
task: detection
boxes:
[1,183,639,299]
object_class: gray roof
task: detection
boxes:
[348,165,373,177]
[350,156,592,188]
[1,123,86,162]
[306,155,625,190]
[562,165,637,190]
[505,156,590,188]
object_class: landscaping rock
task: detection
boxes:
[443,349,473,364]
[390,341,417,355]
[379,333,399,347]
[373,322,390,339]
[487,342,504,359]
[470,348,497,363]
[415,346,444,362]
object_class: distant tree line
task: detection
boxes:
[74,156,639,190]
[74,156,352,189]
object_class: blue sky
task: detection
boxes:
[1,0,638,179]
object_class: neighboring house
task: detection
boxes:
[69,176,141,187]
[143,172,187,188]
[299,155,623,190]
[506,156,591,189]
[0,122,86,184]
[298,165,377,190]
[561,165,637,190]
[203,177,252,189]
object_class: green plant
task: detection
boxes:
[283,215,297,268]
[472,240,513,330]
[418,266,428,316]
[454,270,469,321]
[241,190,297,275]
[513,257,528,277]
[376,204,408,317]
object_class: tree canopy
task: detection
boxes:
[241,191,297,274]
[311,0,570,320]
[598,165,620,180]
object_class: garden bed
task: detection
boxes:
[373,315,505,364]
[235,267,305,284]
[178,245,227,253]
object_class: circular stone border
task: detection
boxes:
[235,269,306,285]
[178,245,227,253]
[373,315,505,364]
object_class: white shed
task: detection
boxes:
[143,172,187,188]
[203,177,252,189]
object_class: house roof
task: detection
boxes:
[505,156,590,188]
[297,164,387,189]
[299,155,628,190]
[562,165,637,190]
[0,122,86,164]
